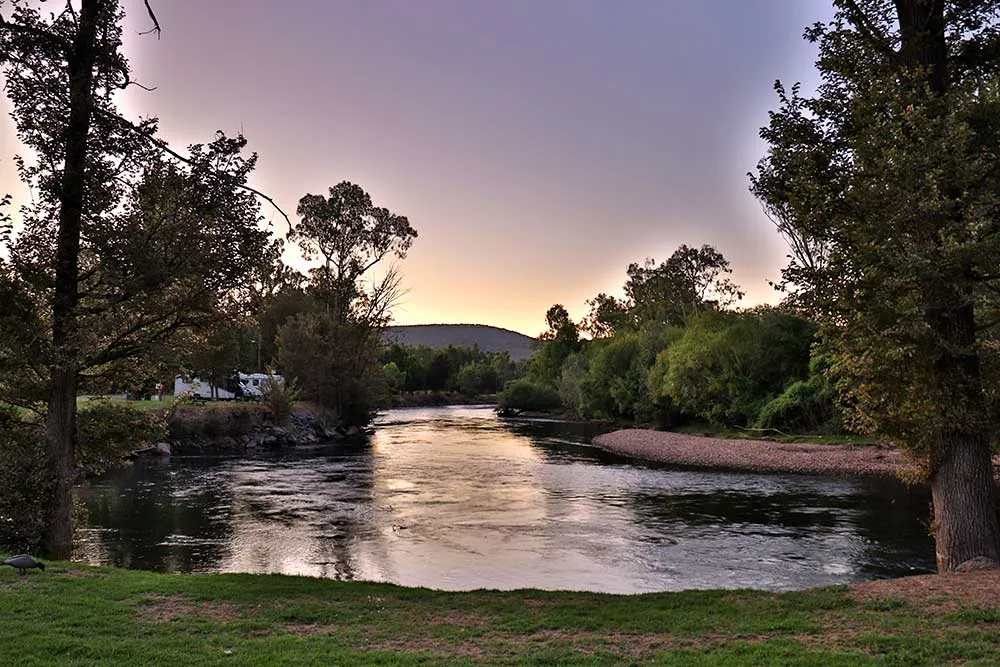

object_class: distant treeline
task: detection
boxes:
[500,245,842,434]
[380,343,527,397]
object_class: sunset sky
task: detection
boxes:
[0,0,831,337]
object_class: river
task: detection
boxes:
[73,405,936,593]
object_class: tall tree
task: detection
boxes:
[294,181,417,324]
[751,0,1000,570]
[280,182,416,424]
[625,245,744,327]
[1,0,281,555]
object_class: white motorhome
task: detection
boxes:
[173,375,236,400]
[236,372,284,399]
[173,372,283,401]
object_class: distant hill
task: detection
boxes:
[384,324,537,361]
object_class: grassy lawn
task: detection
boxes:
[2,562,999,665]
[77,397,249,412]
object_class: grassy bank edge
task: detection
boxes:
[2,560,998,665]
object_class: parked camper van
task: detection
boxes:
[236,372,284,399]
[173,372,284,401]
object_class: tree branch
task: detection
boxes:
[139,0,161,38]
[94,108,292,234]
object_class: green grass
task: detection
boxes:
[77,397,249,412]
[674,423,878,446]
[1,562,997,665]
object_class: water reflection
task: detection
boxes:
[74,405,935,592]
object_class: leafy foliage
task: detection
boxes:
[750,0,1000,568]
[0,407,50,553]
[658,311,813,427]
[261,374,299,426]
[625,245,744,328]
[76,401,166,475]
[498,378,562,414]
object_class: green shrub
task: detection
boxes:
[755,376,842,434]
[262,374,299,425]
[456,360,500,395]
[0,406,50,553]
[77,400,167,475]
[498,379,561,413]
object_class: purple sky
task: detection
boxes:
[1,0,830,336]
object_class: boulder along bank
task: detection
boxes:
[141,405,368,456]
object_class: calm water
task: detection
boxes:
[73,405,936,593]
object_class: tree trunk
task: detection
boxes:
[45,0,100,558]
[931,431,1000,571]
[892,0,1000,572]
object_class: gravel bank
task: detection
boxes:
[592,429,914,477]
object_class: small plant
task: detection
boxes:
[262,373,299,425]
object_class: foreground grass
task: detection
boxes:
[2,563,998,665]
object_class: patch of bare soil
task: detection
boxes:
[284,623,335,637]
[137,593,242,623]
[846,569,1000,613]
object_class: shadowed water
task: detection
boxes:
[73,405,936,593]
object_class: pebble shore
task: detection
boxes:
[592,429,914,477]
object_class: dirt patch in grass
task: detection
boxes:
[424,610,492,628]
[64,568,104,578]
[284,623,335,637]
[847,570,1000,613]
[367,636,485,658]
[137,593,242,623]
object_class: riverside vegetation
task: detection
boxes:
[3,4,1000,660]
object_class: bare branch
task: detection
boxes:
[138,0,161,38]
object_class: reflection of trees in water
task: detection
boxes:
[498,418,623,465]
[75,459,235,572]
[218,444,382,579]
[501,417,936,578]
[624,476,935,578]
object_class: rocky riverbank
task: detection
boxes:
[141,405,369,456]
[592,429,918,477]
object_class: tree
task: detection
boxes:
[1,0,281,556]
[582,292,632,339]
[751,0,1000,570]
[530,304,580,385]
[294,181,416,324]
[280,182,416,423]
[625,245,744,327]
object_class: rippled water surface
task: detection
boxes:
[74,406,936,593]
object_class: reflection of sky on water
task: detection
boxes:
[74,406,935,593]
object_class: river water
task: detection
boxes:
[73,405,936,593]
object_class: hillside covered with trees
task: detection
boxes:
[384,324,536,361]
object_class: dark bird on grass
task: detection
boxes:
[3,554,46,575]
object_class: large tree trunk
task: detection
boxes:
[931,431,1000,571]
[45,0,100,558]
[893,0,1000,571]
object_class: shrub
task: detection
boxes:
[660,310,813,427]
[755,376,842,434]
[262,373,299,425]
[0,406,50,553]
[498,379,561,413]
[77,400,167,475]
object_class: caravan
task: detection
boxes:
[173,372,284,401]
[236,372,284,399]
